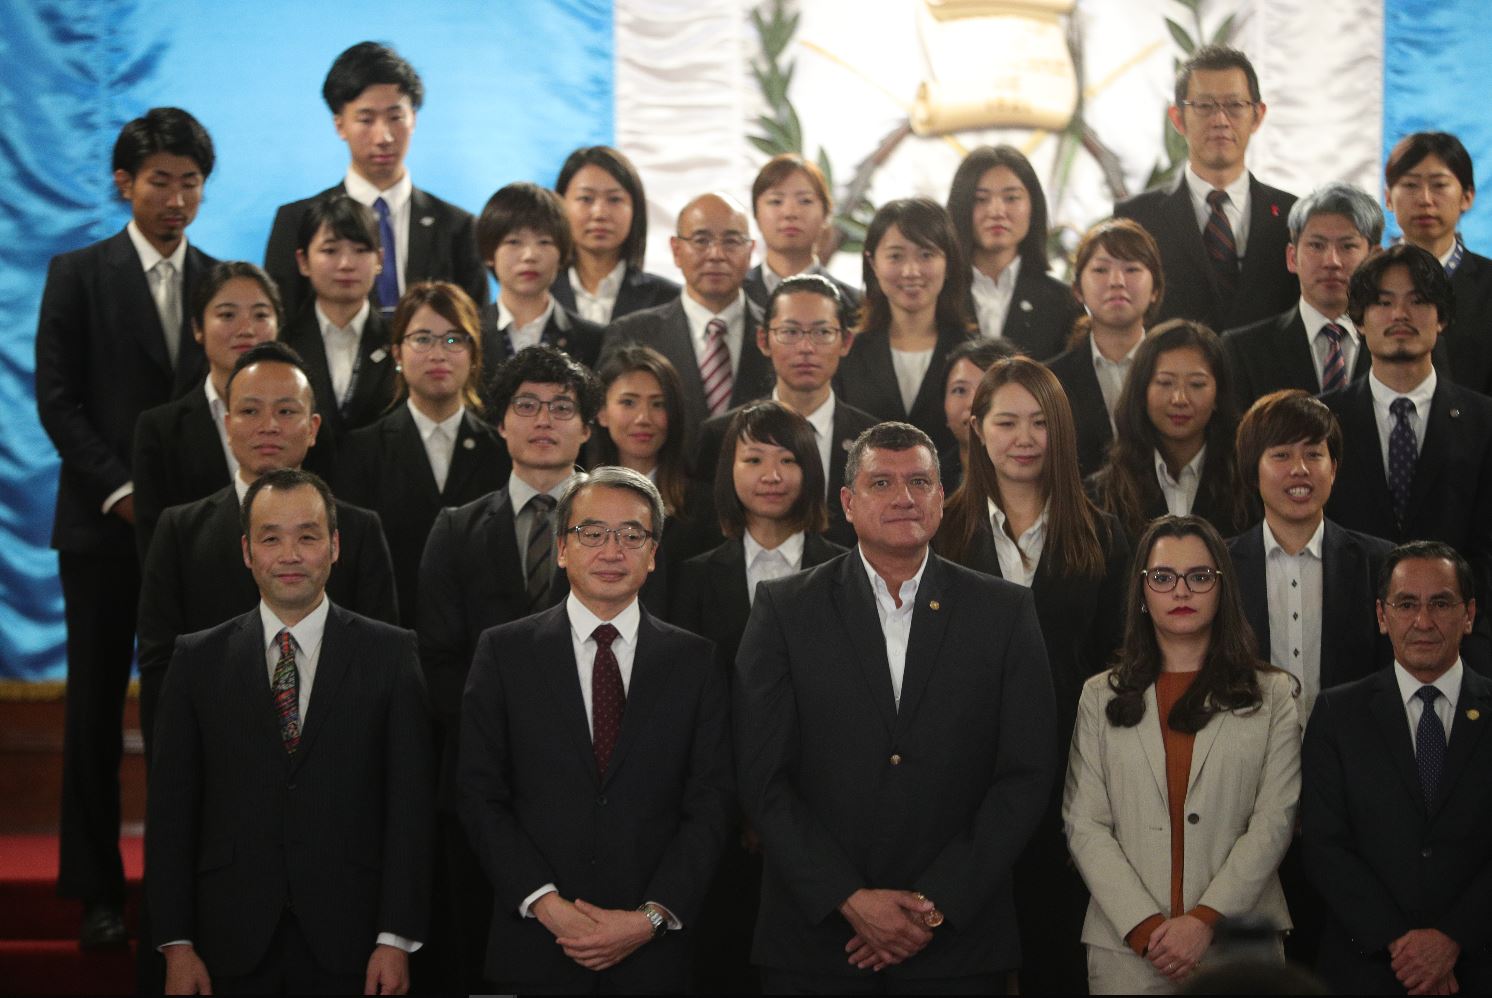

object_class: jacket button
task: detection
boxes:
[1421,847,1433,859]
[287,783,296,791]
[1187,813,1200,825]
[889,754,902,766]
[596,795,608,806]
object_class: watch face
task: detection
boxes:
[924,910,944,928]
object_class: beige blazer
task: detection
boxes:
[1063,668,1300,953]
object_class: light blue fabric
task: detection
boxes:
[0,0,612,680]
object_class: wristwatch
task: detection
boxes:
[637,902,667,938]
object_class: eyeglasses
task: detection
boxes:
[768,324,842,346]
[566,523,655,549]
[1382,598,1466,618]
[510,395,579,420]
[680,233,751,253]
[1178,99,1258,120]
[402,331,473,354]
[1142,568,1221,593]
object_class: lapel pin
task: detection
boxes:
[370,348,388,364]
[1019,299,1033,312]
[462,437,476,450]
[1450,407,1462,419]
[1468,708,1481,721]
[928,600,941,611]
[419,215,434,227]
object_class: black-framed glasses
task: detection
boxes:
[566,523,655,549]
[768,323,842,346]
[1382,597,1466,618]
[1142,567,1221,593]
[510,395,579,420]
[402,331,473,354]
[1178,99,1257,120]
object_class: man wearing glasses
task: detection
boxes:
[1115,45,1298,333]
[459,466,734,991]
[602,193,774,448]
[416,344,598,991]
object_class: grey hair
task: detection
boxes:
[842,421,940,489]
[555,466,666,541]
[1288,181,1385,244]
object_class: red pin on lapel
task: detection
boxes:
[1271,204,1280,217]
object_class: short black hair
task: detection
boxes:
[225,341,314,408]
[1174,44,1262,107]
[1377,540,1475,603]
[712,400,828,538]
[767,274,853,333]
[554,146,650,270]
[1346,243,1455,328]
[944,337,1021,379]
[487,345,601,425]
[295,193,380,255]
[1386,131,1475,194]
[1234,390,1342,493]
[112,107,215,179]
[191,261,284,331]
[241,468,338,538]
[322,41,424,115]
[843,421,940,487]
[475,182,574,273]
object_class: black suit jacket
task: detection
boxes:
[743,264,862,314]
[1227,520,1394,690]
[1046,337,1115,479]
[263,183,488,321]
[735,550,1056,977]
[458,601,735,990]
[333,406,508,628]
[551,264,680,323]
[1301,667,1492,993]
[132,382,231,564]
[601,296,774,447]
[147,604,435,977]
[1115,174,1298,332]
[1223,305,1373,405]
[280,305,398,478]
[35,229,214,555]
[835,323,973,458]
[477,299,604,376]
[969,267,1084,360]
[1442,249,1492,395]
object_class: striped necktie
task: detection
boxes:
[699,317,733,416]
[1320,322,1348,392]
[1203,189,1239,298]
[525,493,557,609]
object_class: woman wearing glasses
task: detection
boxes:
[1064,515,1300,994]
[335,281,507,626]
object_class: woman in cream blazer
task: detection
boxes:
[1064,515,1300,994]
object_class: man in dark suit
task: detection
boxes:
[137,342,398,763]
[692,275,878,546]
[417,344,597,989]
[736,422,1056,992]
[1224,183,1381,405]
[459,467,734,992]
[149,468,433,995]
[1302,541,1492,994]
[1321,245,1492,671]
[602,194,773,448]
[1114,45,1297,332]
[263,42,487,320]
[34,107,217,947]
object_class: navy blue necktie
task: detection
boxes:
[373,196,400,312]
[1415,685,1446,806]
[1387,397,1417,529]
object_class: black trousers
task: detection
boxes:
[761,968,1003,995]
[56,550,139,904]
[212,909,364,995]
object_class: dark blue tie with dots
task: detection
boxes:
[1415,685,1446,806]
[1388,397,1417,529]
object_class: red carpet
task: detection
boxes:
[0,835,141,995]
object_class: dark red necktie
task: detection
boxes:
[1204,189,1239,298]
[591,624,625,774]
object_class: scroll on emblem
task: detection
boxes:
[910,0,1078,136]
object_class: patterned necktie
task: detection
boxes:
[699,317,733,416]
[272,629,301,754]
[1320,322,1348,392]
[525,493,557,609]
[1387,397,1417,529]
[153,260,181,369]
[372,196,400,312]
[591,623,625,774]
[1414,685,1446,806]
[1203,189,1239,298]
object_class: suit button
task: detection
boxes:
[596,795,608,807]
[889,754,902,766]
[1421,847,1433,859]
[1187,813,1200,825]
[287,783,296,791]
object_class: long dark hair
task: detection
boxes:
[1106,516,1269,733]
[593,345,689,515]
[555,146,650,270]
[945,145,1052,274]
[857,198,974,335]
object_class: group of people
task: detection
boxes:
[34,35,1492,997]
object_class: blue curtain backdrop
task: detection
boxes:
[0,0,612,681]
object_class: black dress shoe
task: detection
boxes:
[80,901,127,949]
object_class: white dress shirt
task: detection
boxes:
[407,400,463,492]
[569,259,627,324]
[858,546,930,709]
[680,289,746,378]
[1154,445,1206,517]
[987,500,1047,587]
[970,257,1021,339]
[744,529,805,605]
[761,260,832,296]
[1262,518,1325,720]
[1298,297,1361,390]
[203,378,238,482]
[890,348,934,414]
[496,297,556,355]
[1090,334,1141,427]
[315,300,372,407]
[344,168,412,295]
[1394,658,1462,745]
[773,386,836,498]
[1184,164,1252,258]
[1368,368,1435,475]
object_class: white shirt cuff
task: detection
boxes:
[158,939,192,952]
[520,884,558,918]
[102,482,133,514]
[376,932,421,953]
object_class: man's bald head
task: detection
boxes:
[671,192,754,310]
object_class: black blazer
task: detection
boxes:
[477,299,604,380]
[1046,336,1115,479]
[333,406,508,628]
[601,296,774,448]
[735,551,1056,978]
[835,322,973,458]
[551,263,680,323]
[743,263,862,314]
[147,604,435,978]
[636,478,720,622]
[280,305,398,477]
[1115,174,1298,332]
[671,532,845,674]
[1227,520,1394,690]
[968,266,1084,360]
[35,229,214,555]
[1223,305,1373,405]
[263,183,488,321]
[458,601,735,991]
[132,381,231,564]
[1301,667,1492,994]
[1441,249,1492,395]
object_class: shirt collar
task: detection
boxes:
[1262,516,1325,560]
[343,168,413,214]
[508,469,577,515]
[204,376,225,418]
[763,261,828,295]
[1298,296,1357,339]
[1090,332,1142,369]
[744,528,805,570]
[569,260,627,300]
[497,297,555,334]
[857,546,930,609]
[772,385,836,437]
[316,300,371,337]
[679,288,745,340]
[1394,658,1463,711]
[987,498,1049,541]
[1368,367,1437,413]
[1154,445,1207,487]
[567,591,641,645]
[234,469,253,505]
[1185,163,1250,211]
[258,594,330,655]
[126,219,188,273]
[970,256,1021,294]
[407,399,464,441]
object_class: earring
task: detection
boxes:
[394,363,402,372]
[1140,603,1149,614]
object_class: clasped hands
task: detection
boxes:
[840,888,937,972]
[533,893,656,973]
[1390,928,1460,995]
[1142,914,1212,983]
